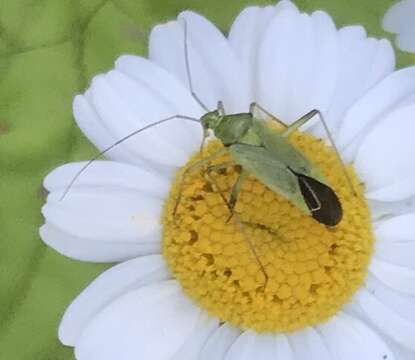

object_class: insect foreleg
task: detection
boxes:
[199,128,208,155]
[204,162,235,212]
[249,102,288,129]
[283,109,357,196]
[227,170,248,223]
[205,161,234,174]
[173,147,228,215]
[204,165,268,287]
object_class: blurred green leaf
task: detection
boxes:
[0,0,411,359]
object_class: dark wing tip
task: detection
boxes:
[296,173,343,226]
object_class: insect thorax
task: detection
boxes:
[212,113,256,146]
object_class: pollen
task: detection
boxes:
[162,131,374,333]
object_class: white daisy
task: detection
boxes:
[40,1,415,359]
[383,0,415,53]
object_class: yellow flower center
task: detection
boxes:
[162,130,374,333]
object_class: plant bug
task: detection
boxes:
[61,17,355,284]
[174,102,349,227]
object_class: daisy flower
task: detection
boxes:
[383,0,415,53]
[40,1,415,359]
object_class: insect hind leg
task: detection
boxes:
[249,102,288,129]
[173,148,228,216]
[283,109,357,196]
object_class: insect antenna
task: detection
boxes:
[60,114,200,201]
[181,18,210,112]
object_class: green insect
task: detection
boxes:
[61,19,354,281]
[175,102,348,227]
[63,19,353,227]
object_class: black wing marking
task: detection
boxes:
[289,168,343,226]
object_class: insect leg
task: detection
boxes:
[182,19,210,112]
[249,102,288,129]
[173,147,228,215]
[199,128,208,155]
[204,162,235,212]
[204,165,269,287]
[281,109,319,137]
[283,110,357,196]
[227,170,248,223]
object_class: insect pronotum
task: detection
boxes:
[61,18,356,284]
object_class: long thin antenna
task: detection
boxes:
[182,18,210,112]
[60,114,200,200]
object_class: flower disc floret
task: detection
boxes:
[163,131,374,332]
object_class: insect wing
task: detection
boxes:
[228,144,310,214]
[252,119,326,183]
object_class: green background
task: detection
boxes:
[0,0,413,359]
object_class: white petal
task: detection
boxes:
[257,8,338,126]
[376,241,415,269]
[149,20,219,111]
[288,327,331,360]
[150,11,250,113]
[73,95,141,166]
[229,5,268,63]
[375,213,415,242]
[115,55,204,132]
[317,312,395,360]
[170,312,219,360]
[325,28,394,137]
[225,331,294,360]
[44,161,170,198]
[42,186,162,241]
[383,0,415,34]
[59,255,170,346]
[40,223,160,262]
[257,7,315,123]
[178,11,250,112]
[375,238,415,269]
[105,69,200,155]
[199,323,240,360]
[366,275,415,323]
[357,288,415,351]
[383,337,415,360]
[41,161,167,261]
[396,28,415,53]
[369,258,415,295]
[369,197,415,221]
[305,11,338,129]
[337,66,415,156]
[228,3,297,99]
[355,103,415,201]
[89,74,191,167]
[75,281,201,360]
